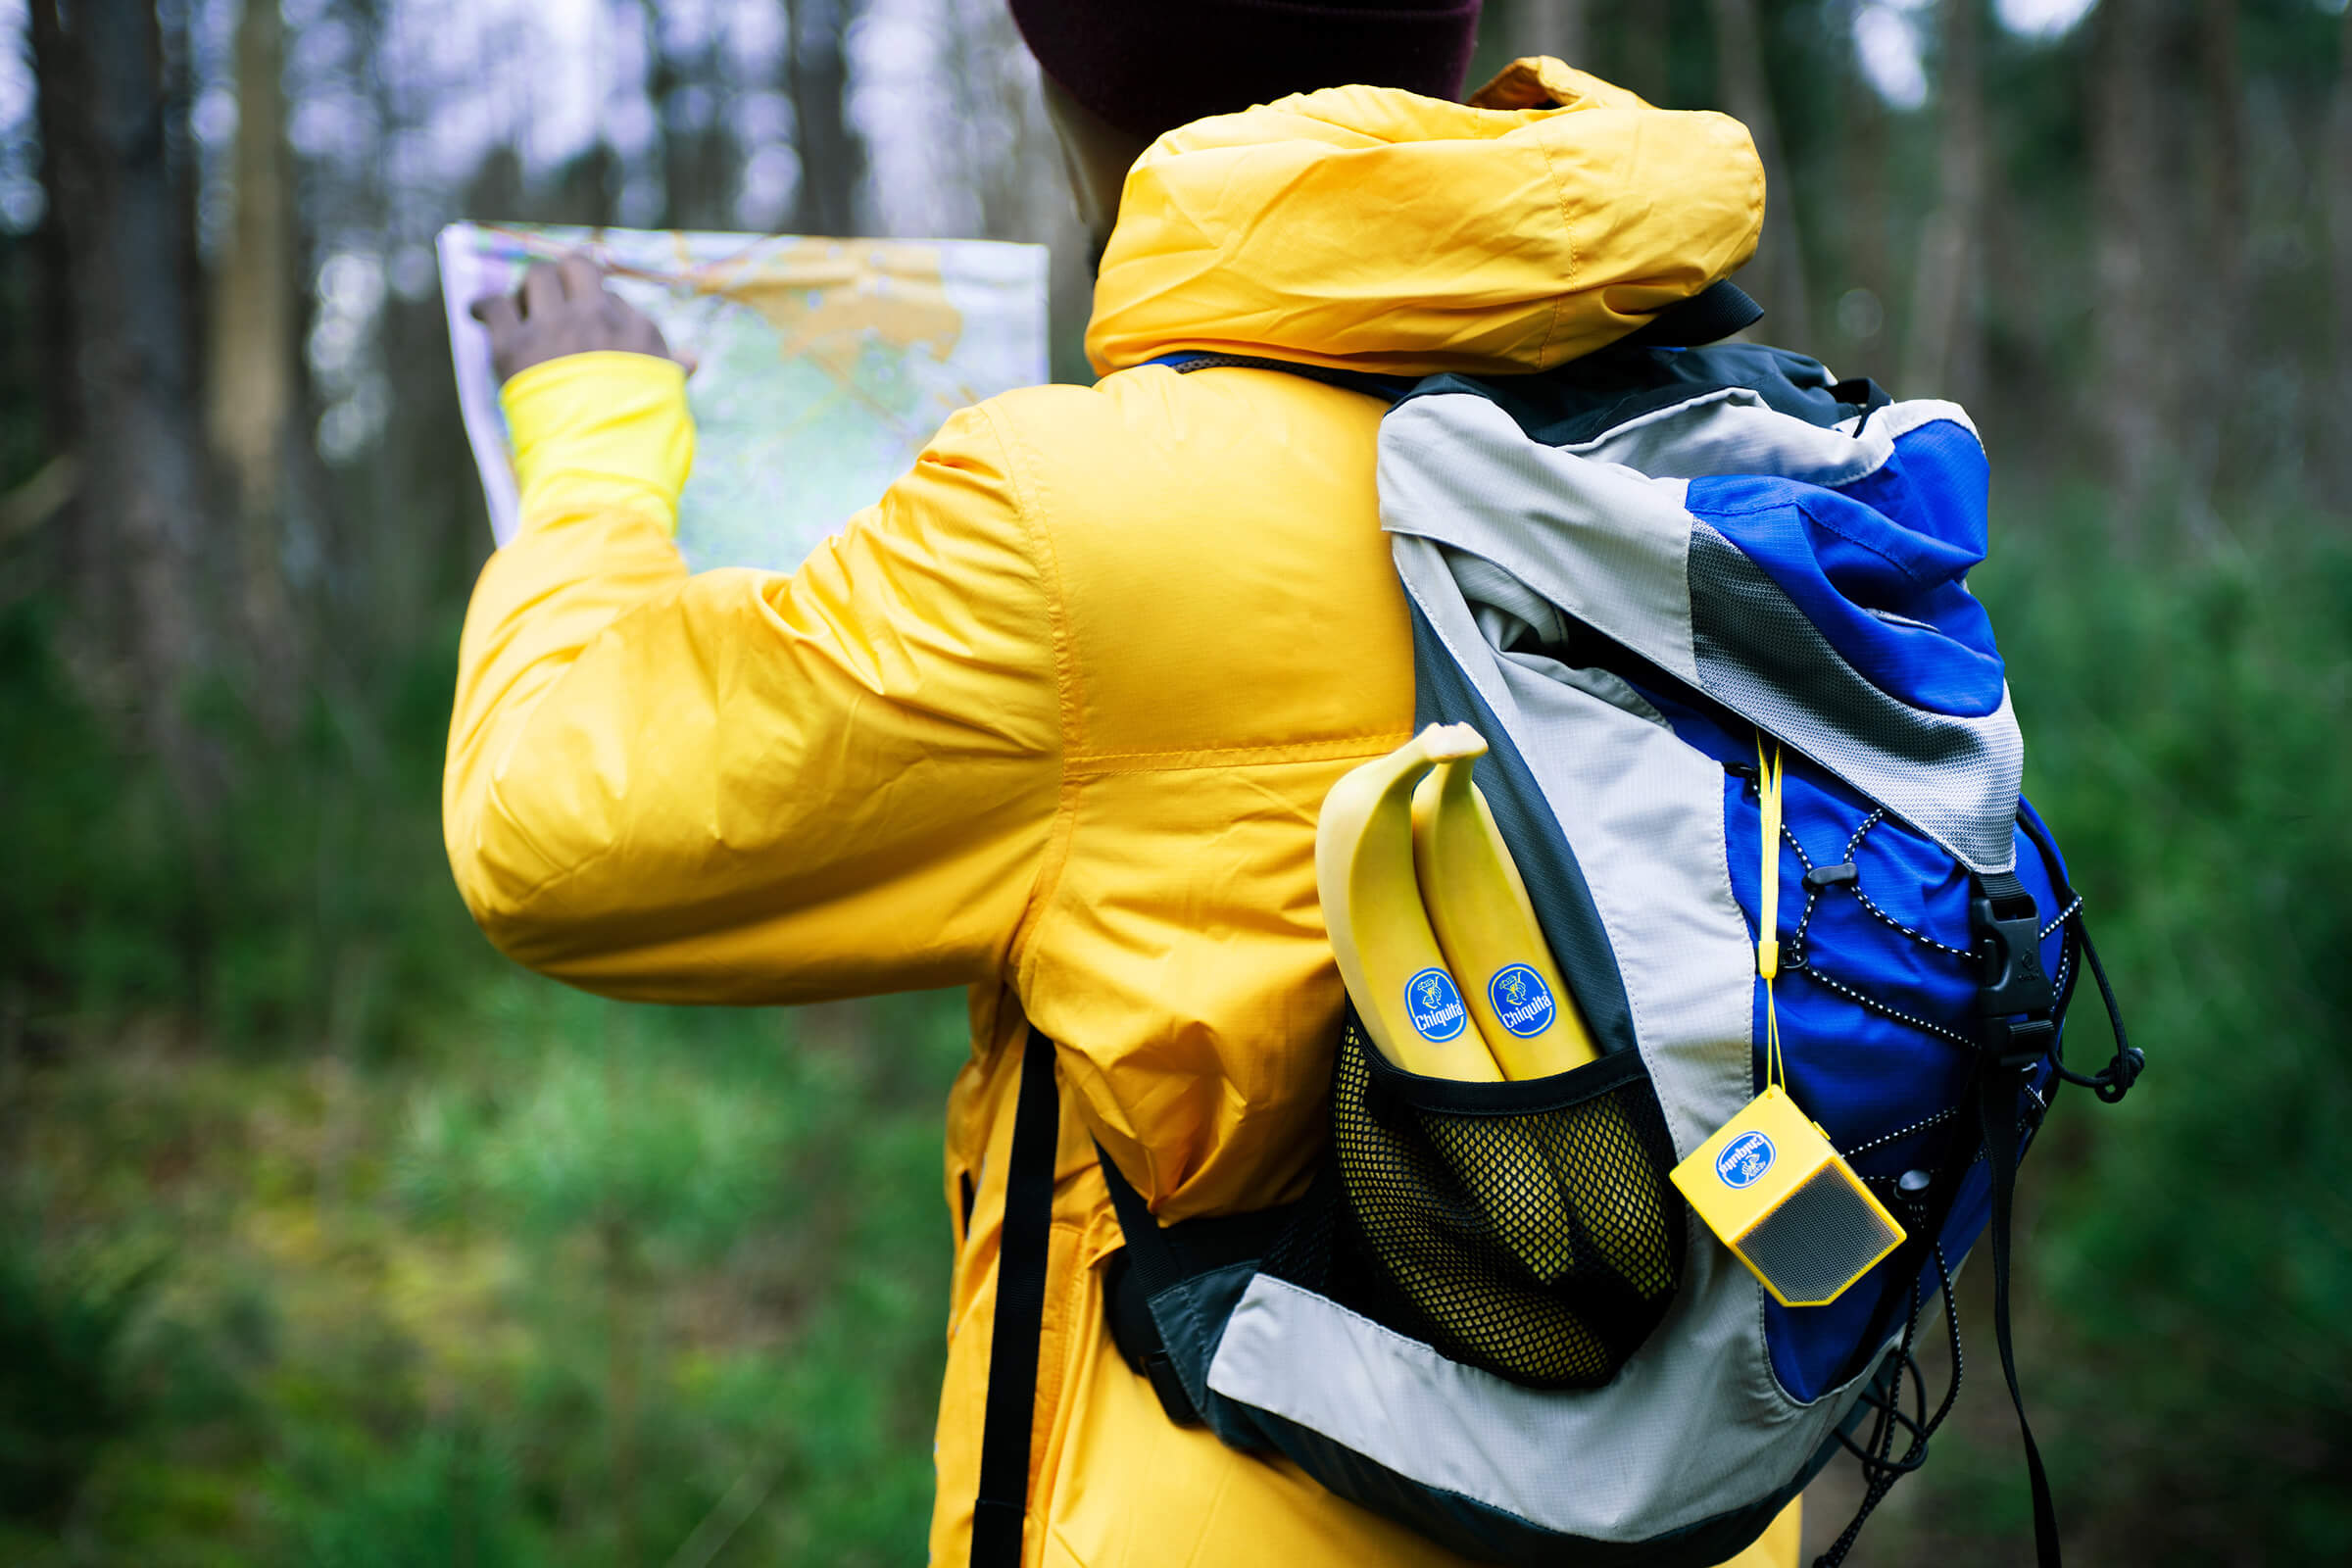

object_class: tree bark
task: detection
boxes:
[1902,0,1985,406]
[2091,0,2191,522]
[1835,41,1893,386]
[642,6,732,230]
[1509,0,1590,68]
[206,0,301,725]
[2190,0,2244,497]
[1618,0,1673,105]
[33,0,225,799]
[1710,0,1813,347]
[25,0,77,463]
[790,0,862,236]
[2331,6,2352,494]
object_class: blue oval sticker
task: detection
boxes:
[1488,964,1557,1038]
[1716,1130,1776,1189]
[1404,967,1468,1043]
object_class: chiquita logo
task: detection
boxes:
[1405,968,1468,1043]
[1488,964,1556,1037]
[1716,1130,1776,1189]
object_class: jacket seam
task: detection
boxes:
[979,400,1084,986]
[1530,121,1579,369]
[1066,730,1418,777]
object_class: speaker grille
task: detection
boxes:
[1737,1163,1901,1305]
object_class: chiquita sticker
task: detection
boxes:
[1716,1129,1776,1189]
[1488,963,1557,1037]
[1405,967,1468,1042]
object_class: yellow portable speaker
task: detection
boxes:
[1670,1084,1906,1308]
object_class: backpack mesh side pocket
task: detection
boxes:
[1321,1005,1685,1390]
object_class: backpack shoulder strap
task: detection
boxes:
[1153,350,1412,402]
[971,1026,1061,1568]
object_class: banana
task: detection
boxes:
[1412,740,1659,1289]
[1317,725,1503,1081]
[1411,754,1600,1080]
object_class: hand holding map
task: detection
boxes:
[438,222,1051,573]
[466,252,689,382]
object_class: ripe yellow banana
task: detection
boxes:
[1412,741,1660,1290]
[1317,725,1503,1081]
[1411,756,1600,1081]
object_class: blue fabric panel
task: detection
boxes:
[1636,675,2067,1399]
[1682,419,2005,718]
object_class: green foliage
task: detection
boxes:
[393,989,826,1257]
[0,934,963,1564]
[1898,504,2352,1562]
[0,599,495,1055]
[0,1239,163,1527]
[269,1427,546,1568]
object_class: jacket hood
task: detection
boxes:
[1087,64,1765,378]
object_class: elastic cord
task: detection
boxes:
[1756,735,1788,1092]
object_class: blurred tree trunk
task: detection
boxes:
[206,0,301,729]
[31,0,224,804]
[24,2,76,466]
[1903,0,1984,405]
[791,0,862,236]
[644,7,732,230]
[1834,45,1892,386]
[1622,0,1673,104]
[2189,0,2244,498]
[2331,5,2352,494]
[1508,1,1590,67]
[1710,0,1812,346]
[2091,0,2193,521]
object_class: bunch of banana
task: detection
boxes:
[1319,724,1653,1298]
[1316,722,1603,1081]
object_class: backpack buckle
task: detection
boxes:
[1973,873,2057,1070]
[1971,880,2054,1019]
[1982,1012,2057,1072]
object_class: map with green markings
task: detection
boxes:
[439,222,1050,573]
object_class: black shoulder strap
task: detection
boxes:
[1615,278,1764,348]
[1970,868,2065,1568]
[1162,350,1411,403]
[971,1026,1061,1568]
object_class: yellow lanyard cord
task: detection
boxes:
[1756,735,1788,1093]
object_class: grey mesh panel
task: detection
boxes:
[1687,523,2021,874]
[1736,1168,1903,1307]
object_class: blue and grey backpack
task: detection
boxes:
[969,286,2139,1568]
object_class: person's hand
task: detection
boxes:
[469,252,689,384]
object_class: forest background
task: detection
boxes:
[1,0,2346,1563]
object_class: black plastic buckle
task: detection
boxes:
[1103,1250,1202,1428]
[1982,1012,2057,1070]
[1973,875,2058,1071]
[1142,1348,1201,1428]
[1972,888,2054,1019]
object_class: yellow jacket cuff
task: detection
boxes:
[500,351,696,536]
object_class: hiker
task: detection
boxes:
[446,3,1786,1562]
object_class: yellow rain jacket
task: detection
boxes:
[447,65,1795,1568]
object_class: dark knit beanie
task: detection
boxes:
[1008,0,1486,145]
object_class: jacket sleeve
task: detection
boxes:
[442,351,1065,1004]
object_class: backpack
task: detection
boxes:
[970,285,2139,1568]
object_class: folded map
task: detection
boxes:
[438,222,1051,573]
